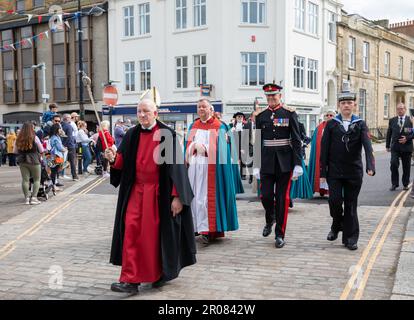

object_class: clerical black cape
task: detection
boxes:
[109,120,197,282]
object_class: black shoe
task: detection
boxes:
[275,237,286,249]
[200,234,209,244]
[56,183,64,187]
[346,243,358,251]
[110,282,139,293]
[327,230,339,241]
[403,186,409,191]
[248,176,253,184]
[262,223,274,237]
[390,185,398,191]
[152,278,166,288]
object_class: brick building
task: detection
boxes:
[0,0,108,126]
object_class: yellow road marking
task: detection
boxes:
[0,177,106,261]
[340,186,410,300]
[353,188,411,300]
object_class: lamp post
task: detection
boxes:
[32,62,49,113]
[78,0,85,121]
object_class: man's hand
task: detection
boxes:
[104,148,116,163]
[171,197,183,217]
[367,170,374,176]
[399,136,407,144]
[386,148,391,153]
[320,178,327,185]
[253,168,260,179]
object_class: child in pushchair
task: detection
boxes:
[29,157,55,200]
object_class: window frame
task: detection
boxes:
[140,59,151,91]
[384,51,390,77]
[398,56,404,80]
[194,0,207,27]
[124,61,136,92]
[359,89,367,120]
[348,37,356,70]
[328,11,337,43]
[194,54,207,87]
[294,0,305,31]
[294,55,305,89]
[363,41,370,73]
[176,56,188,89]
[241,52,266,87]
[138,3,150,35]
[307,58,318,91]
[123,6,135,37]
[384,93,390,119]
[176,0,188,30]
[241,0,267,25]
[307,2,319,36]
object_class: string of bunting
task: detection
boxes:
[0,5,104,23]
[0,14,80,52]
[0,10,81,24]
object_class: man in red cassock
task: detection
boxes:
[105,99,196,294]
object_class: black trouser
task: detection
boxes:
[390,151,412,187]
[8,153,16,166]
[328,178,363,246]
[51,166,59,185]
[260,162,292,239]
[67,147,77,178]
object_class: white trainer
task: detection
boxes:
[30,197,41,205]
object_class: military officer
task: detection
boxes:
[253,83,303,248]
[320,90,375,251]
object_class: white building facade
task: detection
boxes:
[108,0,342,135]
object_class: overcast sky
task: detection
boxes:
[341,0,414,23]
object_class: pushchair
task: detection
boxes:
[29,162,55,200]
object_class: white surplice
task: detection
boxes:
[187,128,211,233]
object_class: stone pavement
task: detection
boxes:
[0,175,410,300]
[391,207,414,300]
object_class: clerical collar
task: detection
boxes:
[200,116,212,124]
[141,121,157,131]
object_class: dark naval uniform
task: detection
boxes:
[320,91,376,250]
[386,115,414,190]
[254,84,302,247]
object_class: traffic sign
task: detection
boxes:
[103,85,118,106]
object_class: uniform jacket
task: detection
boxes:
[254,105,302,174]
[386,116,414,153]
[320,115,376,179]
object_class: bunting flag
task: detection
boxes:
[0,7,105,52]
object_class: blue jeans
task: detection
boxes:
[82,144,92,173]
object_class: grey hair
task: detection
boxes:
[138,99,157,111]
[62,114,71,122]
[198,98,213,110]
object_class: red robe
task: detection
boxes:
[112,125,178,283]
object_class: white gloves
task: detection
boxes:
[253,168,260,179]
[292,165,303,181]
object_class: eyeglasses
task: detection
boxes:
[326,114,335,118]
[53,120,61,123]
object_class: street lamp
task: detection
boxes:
[32,62,49,113]
[77,0,85,121]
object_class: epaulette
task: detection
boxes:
[283,105,296,112]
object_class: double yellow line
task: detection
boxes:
[0,177,106,261]
[340,185,412,300]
